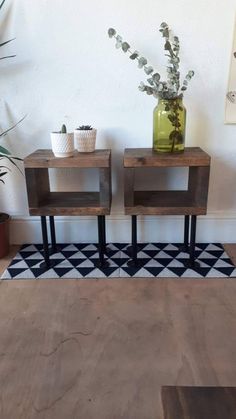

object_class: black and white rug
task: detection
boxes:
[1,243,236,279]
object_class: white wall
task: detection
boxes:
[1,0,236,244]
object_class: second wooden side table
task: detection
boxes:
[124,147,211,268]
[24,149,112,269]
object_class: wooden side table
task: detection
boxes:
[24,149,112,269]
[124,147,210,268]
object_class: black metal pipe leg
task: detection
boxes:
[187,215,200,269]
[132,215,137,263]
[184,215,190,249]
[40,216,51,269]
[189,215,197,266]
[184,215,189,252]
[96,216,109,268]
[101,215,106,253]
[179,215,190,253]
[49,216,58,254]
[128,215,139,267]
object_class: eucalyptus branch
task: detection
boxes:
[108,23,194,101]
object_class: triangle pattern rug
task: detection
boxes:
[1,243,236,279]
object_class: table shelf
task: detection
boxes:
[29,192,110,216]
[125,190,206,215]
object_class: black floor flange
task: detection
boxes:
[48,245,61,255]
[103,245,114,256]
[93,260,110,269]
[127,258,142,268]
[183,259,201,269]
[126,245,141,256]
[179,245,189,253]
[39,259,58,270]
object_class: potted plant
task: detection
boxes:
[74,125,97,153]
[108,23,194,153]
[0,0,25,258]
[50,124,74,157]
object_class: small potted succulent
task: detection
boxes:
[50,124,74,158]
[74,125,97,153]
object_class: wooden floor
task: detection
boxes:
[0,245,236,418]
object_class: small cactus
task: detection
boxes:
[61,124,67,133]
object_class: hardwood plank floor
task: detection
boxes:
[0,278,236,418]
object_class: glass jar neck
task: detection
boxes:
[158,97,183,104]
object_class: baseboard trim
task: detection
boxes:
[9,212,236,244]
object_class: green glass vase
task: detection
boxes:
[153,98,186,153]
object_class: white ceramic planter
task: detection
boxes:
[74,129,97,153]
[50,132,74,157]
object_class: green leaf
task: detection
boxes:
[0,38,15,48]
[0,55,16,60]
[162,28,169,38]
[147,78,154,86]
[144,66,154,75]
[115,41,122,49]
[152,73,160,83]
[138,82,146,92]
[164,40,171,50]
[122,42,130,52]
[146,86,154,95]
[181,86,187,91]
[3,155,23,175]
[108,28,116,38]
[0,0,6,10]
[0,115,26,138]
[130,51,139,60]
[138,82,146,91]
[160,22,168,29]
[0,171,8,177]
[188,70,194,77]
[138,57,147,68]
[0,145,10,155]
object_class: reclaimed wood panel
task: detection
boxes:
[124,147,210,168]
[24,149,111,168]
[188,166,210,211]
[99,166,112,209]
[0,279,236,419]
[124,168,135,207]
[25,168,50,209]
[125,190,206,215]
[161,386,236,419]
[29,192,110,215]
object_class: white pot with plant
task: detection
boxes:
[74,125,97,153]
[50,124,74,158]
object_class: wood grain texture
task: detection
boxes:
[24,149,112,216]
[25,168,50,209]
[124,147,210,168]
[0,278,236,419]
[24,149,111,168]
[161,386,236,419]
[29,192,110,216]
[125,191,207,215]
[99,166,112,209]
[188,166,210,211]
[124,168,135,208]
